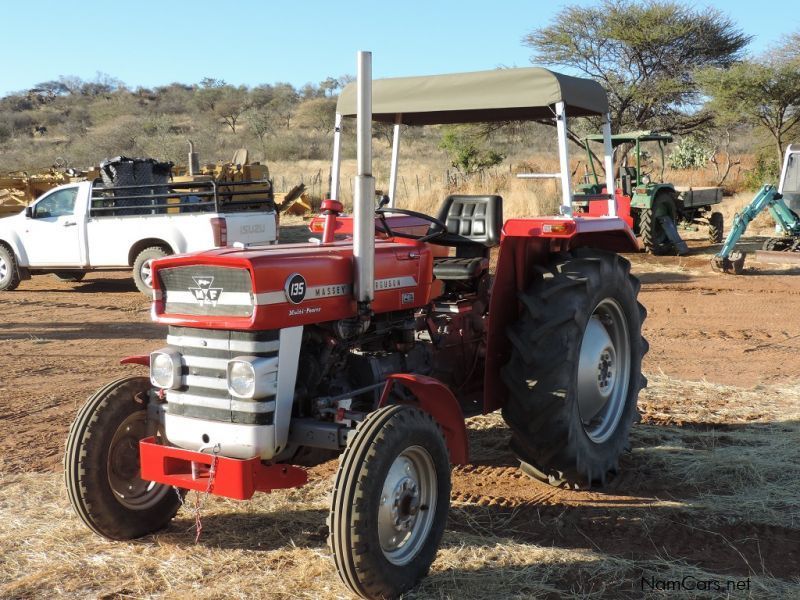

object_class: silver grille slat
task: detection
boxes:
[165,290,254,306]
[167,333,280,354]
[166,391,276,414]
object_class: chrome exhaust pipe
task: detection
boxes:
[353,50,375,309]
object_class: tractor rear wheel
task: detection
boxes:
[329,404,450,599]
[639,192,677,254]
[708,212,724,244]
[501,249,648,488]
[65,376,180,540]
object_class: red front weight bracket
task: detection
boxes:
[139,437,308,500]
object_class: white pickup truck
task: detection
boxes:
[0,177,278,294]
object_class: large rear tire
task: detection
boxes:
[501,249,648,488]
[329,404,450,599]
[708,212,724,244]
[639,192,677,254]
[65,376,180,540]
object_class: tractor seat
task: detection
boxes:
[428,195,503,281]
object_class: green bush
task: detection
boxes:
[743,150,781,190]
[439,126,504,175]
[668,137,712,169]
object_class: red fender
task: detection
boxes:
[378,373,469,465]
[120,355,150,367]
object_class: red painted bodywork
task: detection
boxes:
[150,212,637,416]
[378,374,469,465]
[309,214,431,239]
[120,355,149,367]
[151,239,439,330]
[139,436,307,500]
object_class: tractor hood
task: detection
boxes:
[150,240,435,330]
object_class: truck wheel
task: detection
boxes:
[639,192,677,254]
[329,404,450,599]
[64,376,180,540]
[0,245,21,291]
[133,246,169,295]
[501,249,648,488]
[708,212,724,244]
[53,271,86,283]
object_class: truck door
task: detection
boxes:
[23,187,83,266]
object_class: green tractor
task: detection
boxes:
[576,131,724,255]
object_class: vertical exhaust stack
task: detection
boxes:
[188,140,200,176]
[353,51,375,313]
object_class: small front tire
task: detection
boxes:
[64,376,180,540]
[329,404,451,599]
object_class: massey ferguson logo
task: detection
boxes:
[189,276,223,306]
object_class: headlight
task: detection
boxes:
[150,349,181,389]
[228,360,256,398]
[227,356,278,399]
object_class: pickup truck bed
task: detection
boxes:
[0,178,278,294]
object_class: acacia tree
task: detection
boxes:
[523,0,750,136]
[697,50,800,165]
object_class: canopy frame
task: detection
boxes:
[330,67,616,217]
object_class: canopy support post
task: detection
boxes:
[555,101,572,216]
[388,114,402,208]
[330,112,343,201]
[602,112,616,217]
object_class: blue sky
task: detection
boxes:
[2,0,797,95]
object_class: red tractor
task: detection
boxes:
[65,53,647,599]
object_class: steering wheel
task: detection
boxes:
[374,207,448,243]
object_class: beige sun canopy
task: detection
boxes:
[336,67,609,125]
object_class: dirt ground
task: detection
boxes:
[1,226,799,598]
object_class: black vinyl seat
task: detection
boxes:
[428,195,503,281]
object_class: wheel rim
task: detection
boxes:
[107,411,171,510]
[576,298,631,444]
[0,255,7,282]
[140,260,154,288]
[377,445,438,566]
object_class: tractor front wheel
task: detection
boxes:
[329,404,450,599]
[65,376,180,540]
[501,249,648,488]
[639,192,677,254]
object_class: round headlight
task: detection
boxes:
[228,361,255,398]
[151,352,176,388]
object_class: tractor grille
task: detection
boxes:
[158,266,254,317]
[164,325,279,425]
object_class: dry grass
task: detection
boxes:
[635,375,800,529]
[2,374,799,598]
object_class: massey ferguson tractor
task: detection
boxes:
[65,53,648,599]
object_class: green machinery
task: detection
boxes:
[712,144,800,274]
[578,131,724,255]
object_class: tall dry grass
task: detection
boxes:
[271,150,758,222]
